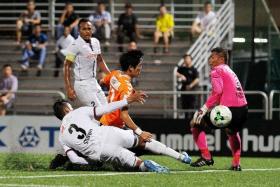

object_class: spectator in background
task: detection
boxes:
[191,1,216,38]
[177,54,199,119]
[89,2,111,47]
[56,2,79,39]
[0,64,18,116]
[16,0,41,45]
[128,41,137,51]
[117,3,141,52]
[19,24,48,76]
[54,26,74,77]
[153,5,174,54]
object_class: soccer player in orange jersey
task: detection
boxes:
[100,50,152,141]
[100,50,192,164]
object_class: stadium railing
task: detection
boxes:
[131,90,268,120]
[0,90,66,115]
[0,1,222,37]
[269,90,280,120]
[172,0,234,118]
[0,89,272,119]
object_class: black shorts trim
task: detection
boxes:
[204,105,248,132]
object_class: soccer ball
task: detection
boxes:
[210,105,232,128]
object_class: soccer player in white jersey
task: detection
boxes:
[53,92,192,172]
[64,18,110,107]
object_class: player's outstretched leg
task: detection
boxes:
[100,144,169,173]
[190,127,214,167]
[226,129,242,171]
[142,139,191,164]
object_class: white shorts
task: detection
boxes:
[88,126,137,168]
[74,78,107,107]
[99,126,136,148]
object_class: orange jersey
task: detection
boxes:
[100,70,133,128]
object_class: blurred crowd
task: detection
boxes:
[15,0,216,73]
[4,0,217,116]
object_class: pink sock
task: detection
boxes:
[191,128,211,160]
[228,132,241,166]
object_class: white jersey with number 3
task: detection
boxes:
[59,107,103,160]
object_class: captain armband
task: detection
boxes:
[65,53,76,62]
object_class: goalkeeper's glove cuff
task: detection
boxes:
[200,104,208,114]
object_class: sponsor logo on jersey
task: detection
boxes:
[110,76,121,90]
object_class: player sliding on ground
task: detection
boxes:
[53,91,191,173]
[190,47,248,171]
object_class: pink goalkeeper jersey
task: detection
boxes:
[205,64,247,109]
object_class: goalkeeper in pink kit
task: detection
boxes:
[190,47,248,171]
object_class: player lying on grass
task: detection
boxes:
[190,47,248,171]
[99,50,192,161]
[53,91,191,172]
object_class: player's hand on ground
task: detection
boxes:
[192,105,208,125]
[140,131,153,142]
[67,88,77,101]
[127,90,148,104]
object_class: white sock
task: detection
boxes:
[144,140,183,160]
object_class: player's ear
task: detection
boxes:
[128,65,134,72]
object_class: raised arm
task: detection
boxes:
[94,91,147,118]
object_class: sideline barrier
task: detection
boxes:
[269,90,280,120]
[0,116,279,157]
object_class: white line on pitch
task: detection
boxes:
[0,168,280,179]
[0,184,71,187]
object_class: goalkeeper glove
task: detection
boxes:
[193,105,208,125]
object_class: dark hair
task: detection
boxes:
[211,47,228,64]
[32,23,40,28]
[125,3,133,9]
[120,50,144,71]
[53,99,69,120]
[97,1,105,5]
[78,18,91,29]
[183,53,192,60]
[159,4,166,10]
[65,1,72,5]
[2,64,12,69]
[204,1,212,6]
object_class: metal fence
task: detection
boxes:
[0,1,221,37]
[269,90,280,120]
[0,90,66,115]
[143,90,269,119]
[1,89,279,120]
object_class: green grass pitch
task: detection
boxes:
[0,153,279,187]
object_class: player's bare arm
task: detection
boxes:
[94,91,147,120]
[64,59,76,101]
[120,109,152,142]
[97,54,110,74]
